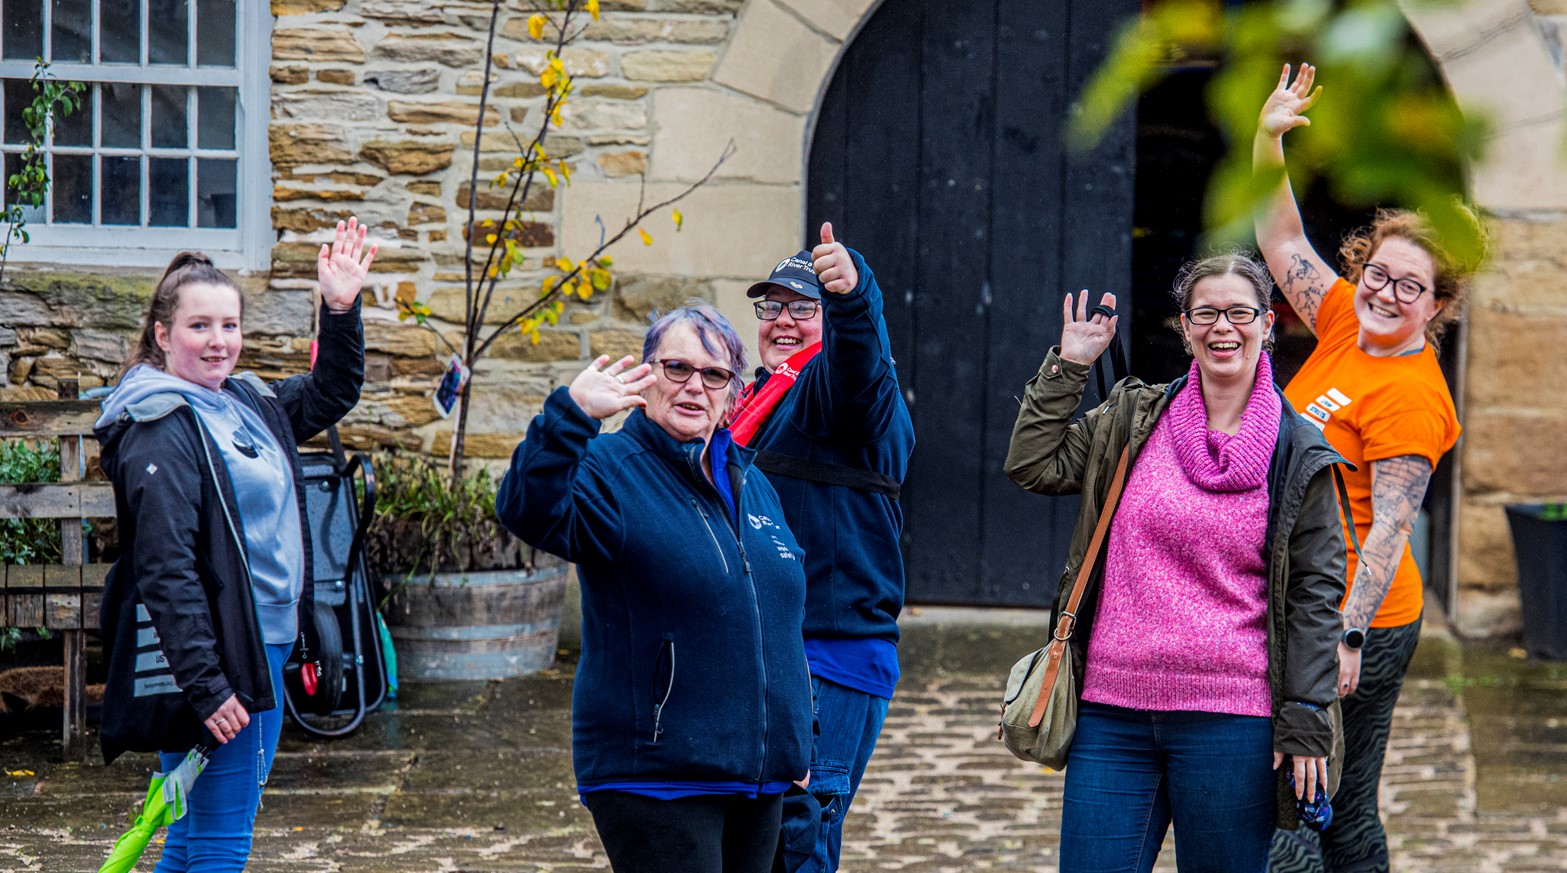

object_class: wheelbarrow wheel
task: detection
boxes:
[302,600,345,715]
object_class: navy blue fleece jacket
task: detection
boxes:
[746,249,914,648]
[496,390,813,790]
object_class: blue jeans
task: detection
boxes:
[1060,702,1276,873]
[154,643,290,873]
[776,677,890,873]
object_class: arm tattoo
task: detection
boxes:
[1280,254,1327,328]
[1343,455,1433,630]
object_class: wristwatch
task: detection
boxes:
[1341,627,1367,651]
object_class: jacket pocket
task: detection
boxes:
[651,634,676,744]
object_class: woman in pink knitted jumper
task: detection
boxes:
[1005,254,1350,873]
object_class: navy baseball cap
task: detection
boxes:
[746,250,822,299]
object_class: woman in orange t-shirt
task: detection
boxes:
[1254,64,1480,873]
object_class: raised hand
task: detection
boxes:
[569,355,656,420]
[1259,63,1321,140]
[811,222,858,295]
[318,217,379,313]
[1059,290,1119,366]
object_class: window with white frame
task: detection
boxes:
[0,0,270,269]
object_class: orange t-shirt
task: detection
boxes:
[1283,278,1460,628]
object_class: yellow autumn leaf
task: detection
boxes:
[555,257,574,272]
[542,166,559,187]
[8,769,36,777]
[530,328,542,346]
[485,233,497,244]
[550,106,564,127]
[540,66,559,90]
[527,13,546,40]
[638,227,653,246]
[671,208,683,231]
[587,0,600,21]
[560,161,572,183]
[578,277,593,300]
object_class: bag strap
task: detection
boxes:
[1029,443,1132,728]
[1332,464,1363,557]
[753,450,901,499]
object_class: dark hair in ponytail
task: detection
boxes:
[120,251,244,377]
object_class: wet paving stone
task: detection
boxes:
[6,631,1567,870]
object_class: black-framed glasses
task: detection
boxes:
[1183,305,1264,325]
[654,359,735,390]
[754,299,820,321]
[1361,263,1429,303]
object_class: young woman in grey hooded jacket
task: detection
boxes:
[95,219,374,872]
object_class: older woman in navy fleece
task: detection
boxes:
[496,302,812,873]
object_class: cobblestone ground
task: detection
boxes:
[3,630,1565,872]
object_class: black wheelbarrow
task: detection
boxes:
[282,427,390,738]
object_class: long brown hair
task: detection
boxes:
[120,252,244,377]
[1338,208,1482,350]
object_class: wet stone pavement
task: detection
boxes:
[4,611,1567,872]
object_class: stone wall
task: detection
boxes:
[3,0,1565,636]
[265,0,760,457]
[1,0,754,461]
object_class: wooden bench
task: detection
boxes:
[0,380,113,759]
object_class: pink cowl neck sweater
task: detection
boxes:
[1082,354,1282,717]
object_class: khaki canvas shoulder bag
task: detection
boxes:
[999,445,1131,768]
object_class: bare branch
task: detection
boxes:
[462,0,505,354]
[471,139,737,362]
[468,0,583,345]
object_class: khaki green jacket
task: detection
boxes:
[1004,349,1350,829]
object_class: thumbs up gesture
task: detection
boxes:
[811,222,857,296]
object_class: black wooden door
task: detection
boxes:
[807,0,1139,607]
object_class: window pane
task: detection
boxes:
[3,152,43,221]
[149,157,187,225]
[151,85,187,148]
[3,0,43,61]
[3,78,31,145]
[148,0,188,65]
[52,0,91,62]
[53,82,91,145]
[196,87,233,149]
[196,157,233,227]
[100,0,141,63]
[101,82,141,148]
[52,152,90,222]
[195,0,234,67]
[101,155,140,224]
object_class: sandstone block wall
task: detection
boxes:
[2,0,1564,637]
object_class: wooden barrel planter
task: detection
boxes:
[384,558,568,681]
